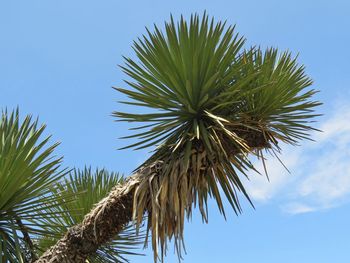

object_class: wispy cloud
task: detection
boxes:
[244,102,350,214]
[281,202,316,214]
[244,147,300,202]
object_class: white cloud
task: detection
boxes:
[315,104,350,143]
[298,151,350,201]
[244,102,350,214]
[281,202,316,214]
[244,147,300,202]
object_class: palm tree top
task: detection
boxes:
[114,13,321,261]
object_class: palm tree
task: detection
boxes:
[0,110,143,263]
[35,13,320,262]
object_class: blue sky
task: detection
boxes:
[1,0,350,262]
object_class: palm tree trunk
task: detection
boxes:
[35,177,139,263]
[35,133,270,262]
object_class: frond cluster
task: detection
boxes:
[114,13,321,261]
[0,110,144,262]
[0,109,67,262]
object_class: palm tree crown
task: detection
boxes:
[114,13,321,260]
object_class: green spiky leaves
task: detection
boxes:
[114,13,321,262]
[0,110,145,262]
[0,109,68,262]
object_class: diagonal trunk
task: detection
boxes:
[35,177,140,263]
[35,133,270,262]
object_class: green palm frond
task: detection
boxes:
[0,109,68,262]
[36,168,144,263]
[114,13,321,261]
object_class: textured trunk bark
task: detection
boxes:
[35,177,139,263]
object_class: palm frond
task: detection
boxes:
[0,109,68,262]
